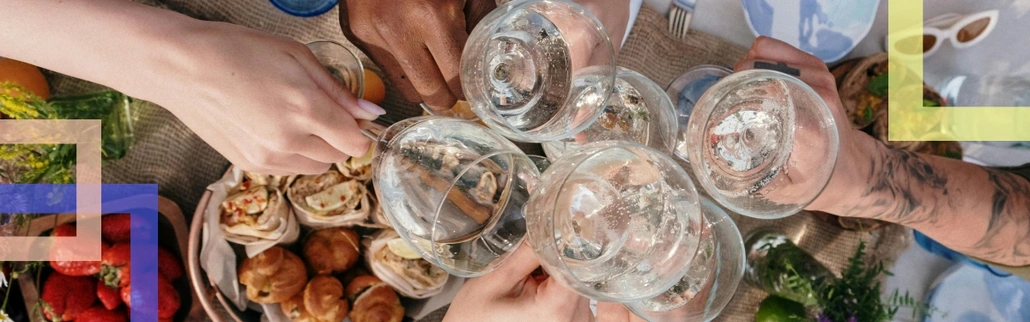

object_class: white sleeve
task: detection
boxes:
[623,0,644,46]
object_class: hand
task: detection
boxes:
[731,36,875,209]
[442,243,593,322]
[148,21,383,175]
[340,0,496,111]
[596,302,646,322]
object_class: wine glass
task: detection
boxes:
[624,197,745,322]
[683,69,839,219]
[307,41,364,98]
[461,0,617,143]
[665,65,733,160]
[368,116,540,277]
[525,141,704,302]
[542,67,678,160]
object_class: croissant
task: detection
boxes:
[280,276,349,322]
[346,276,404,322]
[238,246,308,303]
[303,227,361,275]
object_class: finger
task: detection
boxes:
[423,19,467,101]
[301,93,374,157]
[295,135,353,164]
[292,46,384,121]
[475,242,541,291]
[733,59,838,97]
[361,39,424,104]
[743,36,826,69]
[252,153,332,176]
[596,302,632,322]
[387,39,458,111]
[464,0,497,33]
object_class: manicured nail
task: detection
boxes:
[357,99,387,116]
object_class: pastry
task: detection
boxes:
[303,227,361,275]
[219,174,294,242]
[346,276,404,322]
[335,145,374,182]
[280,276,351,322]
[839,53,889,129]
[364,230,448,299]
[238,246,308,303]
[287,170,372,228]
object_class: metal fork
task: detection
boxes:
[668,0,697,39]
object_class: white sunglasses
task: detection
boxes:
[885,10,999,57]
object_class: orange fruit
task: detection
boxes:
[0,57,50,100]
[362,69,386,104]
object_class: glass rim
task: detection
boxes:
[471,0,616,143]
[306,40,366,100]
[689,68,841,219]
[541,141,698,302]
[428,149,535,277]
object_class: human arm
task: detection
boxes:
[734,36,1030,267]
[0,0,379,175]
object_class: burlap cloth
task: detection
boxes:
[43,1,910,320]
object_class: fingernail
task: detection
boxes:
[357,99,387,116]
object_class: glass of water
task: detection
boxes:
[542,67,679,160]
[525,141,704,302]
[307,40,364,98]
[461,0,617,143]
[684,69,839,219]
[370,116,540,277]
[624,197,745,322]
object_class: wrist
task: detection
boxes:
[807,130,879,215]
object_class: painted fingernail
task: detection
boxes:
[357,99,387,116]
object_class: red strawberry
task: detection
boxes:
[97,280,123,310]
[49,223,103,277]
[157,275,181,319]
[41,272,97,321]
[101,243,131,288]
[119,275,180,319]
[101,214,132,244]
[157,248,184,281]
[76,305,127,322]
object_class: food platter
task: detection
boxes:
[187,165,463,322]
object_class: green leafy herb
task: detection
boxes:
[816,243,897,321]
[869,73,890,97]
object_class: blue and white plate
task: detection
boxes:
[741,0,879,62]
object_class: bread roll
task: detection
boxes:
[346,276,404,322]
[303,227,361,275]
[238,246,307,303]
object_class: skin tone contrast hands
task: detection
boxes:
[738,37,1030,266]
[339,0,630,112]
[442,243,593,322]
[0,0,379,176]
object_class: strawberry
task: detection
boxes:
[49,223,102,277]
[101,214,132,244]
[97,280,123,310]
[101,243,131,288]
[41,272,97,321]
[76,305,126,322]
[119,275,180,319]
[157,248,184,281]
[157,275,181,319]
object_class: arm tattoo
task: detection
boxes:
[855,141,949,225]
[972,169,1030,264]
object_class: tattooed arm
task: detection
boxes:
[738,37,1030,267]
[809,126,1030,266]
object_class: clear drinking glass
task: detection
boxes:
[665,65,733,160]
[625,197,745,322]
[307,40,364,98]
[461,0,617,142]
[684,69,839,219]
[525,141,704,302]
[369,116,540,277]
[542,67,678,160]
[743,228,835,307]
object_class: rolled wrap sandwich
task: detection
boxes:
[220,172,298,245]
[288,170,373,228]
[335,145,374,182]
[364,230,449,299]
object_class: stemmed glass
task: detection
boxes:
[307,41,364,98]
[367,116,540,277]
[674,67,840,219]
[461,0,617,142]
[624,197,745,322]
[542,67,678,160]
[524,141,705,302]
